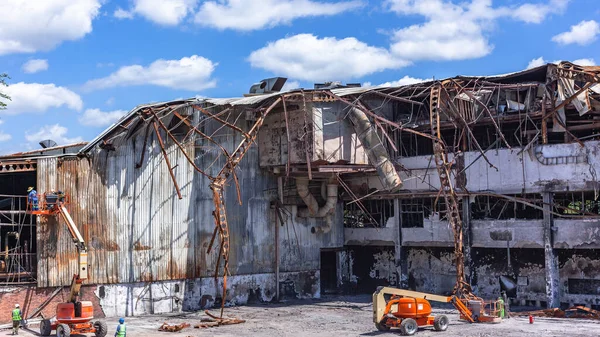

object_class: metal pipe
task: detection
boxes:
[346,106,402,191]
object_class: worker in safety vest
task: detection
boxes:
[115,317,126,337]
[12,304,22,335]
[497,296,505,318]
[27,187,38,211]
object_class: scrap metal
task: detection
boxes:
[158,322,191,332]
[194,310,246,328]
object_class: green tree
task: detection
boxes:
[0,73,10,110]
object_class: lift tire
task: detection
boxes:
[375,322,390,331]
[434,315,449,331]
[39,319,52,336]
[94,320,108,337]
[400,318,418,336]
[57,323,71,337]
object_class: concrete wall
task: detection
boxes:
[96,270,319,318]
[402,219,453,247]
[396,140,600,194]
[554,219,600,249]
[471,220,544,248]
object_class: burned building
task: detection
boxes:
[1,61,600,321]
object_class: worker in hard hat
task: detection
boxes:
[115,317,126,337]
[12,303,22,335]
[27,187,38,211]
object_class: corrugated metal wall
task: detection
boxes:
[37,108,344,287]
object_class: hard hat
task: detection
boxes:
[15,304,19,308]
[27,187,33,192]
[119,318,125,324]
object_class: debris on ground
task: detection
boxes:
[515,306,600,320]
[194,310,246,328]
[158,322,191,332]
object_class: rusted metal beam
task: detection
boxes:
[152,121,182,199]
[192,105,251,140]
[151,110,212,179]
[299,91,313,180]
[544,82,593,121]
[26,287,62,319]
[173,111,231,157]
[136,124,151,168]
[455,83,511,149]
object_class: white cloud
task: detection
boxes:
[572,58,596,66]
[22,59,49,74]
[526,57,596,69]
[118,0,198,25]
[83,55,217,91]
[113,7,134,19]
[2,83,83,115]
[527,56,547,69]
[510,0,569,24]
[281,81,301,92]
[365,75,431,88]
[195,0,362,31]
[249,34,408,82]
[386,0,569,61]
[79,108,128,127]
[25,124,83,145]
[0,0,101,55]
[552,20,600,46]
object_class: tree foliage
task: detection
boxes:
[0,73,10,110]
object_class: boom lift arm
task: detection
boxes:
[56,204,88,303]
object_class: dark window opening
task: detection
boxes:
[344,199,394,228]
[568,279,600,295]
[554,191,600,217]
[471,194,543,220]
[401,197,456,228]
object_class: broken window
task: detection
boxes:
[471,194,543,220]
[343,199,394,228]
[554,191,600,217]
[400,198,454,228]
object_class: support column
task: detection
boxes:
[543,192,560,308]
[462,196,473,286]
[395,199,408,288]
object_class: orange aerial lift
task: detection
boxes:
[373,287,501,335]
[29,192,107,337]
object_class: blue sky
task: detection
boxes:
[0,0,598,154]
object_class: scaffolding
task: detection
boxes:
[0,194,36,284]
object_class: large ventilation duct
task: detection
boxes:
[347,107,402,191]
[296,178,337,233]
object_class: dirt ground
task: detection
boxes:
[3,295,600,336]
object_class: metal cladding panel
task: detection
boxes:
[37,108,341,287]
